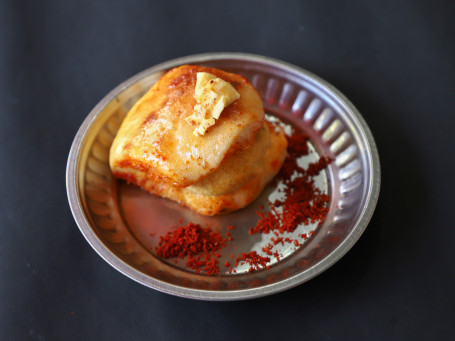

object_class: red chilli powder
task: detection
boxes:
[156,223,227,275]
[248,128,332,261]
[232,251,271,273]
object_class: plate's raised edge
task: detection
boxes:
[66,52,381,301]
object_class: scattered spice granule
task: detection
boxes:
[249,129,331,238]
[249,208,280,235]
[287,130,310,156]
[233,251,271,272]
[225,231,233,241]
[156,222,226,275]
[245,128,332,264]
[262,242,274,255]
[273,250,281,262]
[271,236,284,246]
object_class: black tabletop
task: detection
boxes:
[1,1,454,340]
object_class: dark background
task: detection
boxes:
[1,1,454,340]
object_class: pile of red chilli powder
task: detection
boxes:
[155,126,332,275]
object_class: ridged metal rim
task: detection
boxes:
[66,52,380,300]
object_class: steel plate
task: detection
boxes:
[66,53,380,300]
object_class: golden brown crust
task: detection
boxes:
[110,65,264,187]
[185,124,270,196]
[112,122,288,216]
